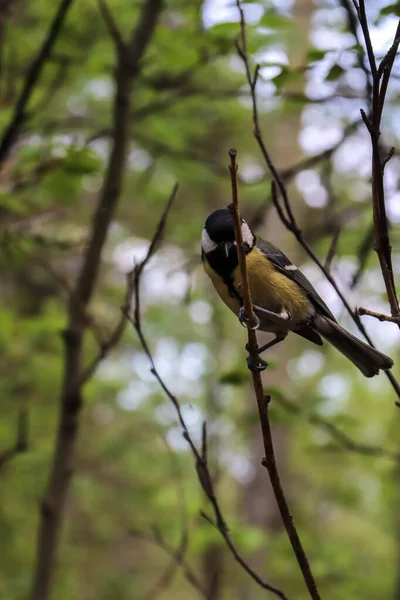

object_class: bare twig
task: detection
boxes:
[279,120,362,181]
[0,0,75,168]
[274,394,400,461]
[0,409,28,472]
[78,268,136,386]
[339,0,372,106]
[130,528,207,599]
[235,0,400,402]
[324,225,341,272]
[354,2,400,324]
[228,148,321,600]
[28,2,164,599]
[97,0,125,56]
[350,223,375,289]
[127,187,290,600]
[358,307,400,325]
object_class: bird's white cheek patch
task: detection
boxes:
[241,221,255,248]
[201,228,217,253]
[284,264,297,271]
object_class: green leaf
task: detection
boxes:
[0,194,28,216]
[379,3,400,17]
[307,47,329,63]
[271,65,292,90]
[219,368,247,386]
[259,10,291,30]
[325,64,345,82]
[62,147,102,175]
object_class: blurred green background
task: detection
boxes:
[0,0,399,598]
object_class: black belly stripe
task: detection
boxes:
[202,246,242,302]
[224,273,242,301]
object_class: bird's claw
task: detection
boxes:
[246,354,268,372]
[239,306,260,330]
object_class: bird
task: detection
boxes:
[201,208,394,377]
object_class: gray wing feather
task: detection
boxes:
[257,239,337,322]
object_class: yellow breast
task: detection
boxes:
[203,247,312,326]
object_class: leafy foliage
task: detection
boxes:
[0,1,399,599]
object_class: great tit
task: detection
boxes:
[201,208,394,377]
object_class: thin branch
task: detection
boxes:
[127,188,290,600]
[0,409,28,472]
[353,0,377,78]
[235,0,400,402]
[339,0,373,106]
[279,120,361,182]
[350,223,375,289]
[274,394,400,461]
[358,307,400,324]
[30,57,71,117]
[130,528,207,599]
[228,148,321,600]
[324,225,341,273]
[97,0,126,56]
[0,0,75,168]
[355,2,400,324]
[78,268,136,386]
[131,432,192,600]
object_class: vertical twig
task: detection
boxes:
[353,1,400,324]
[228,149,322,600]
[235,0,400,401]
[127,187,291,600]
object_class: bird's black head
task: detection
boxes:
[201,208,255,277]
[204,209,236,244]
[201,208,255,254]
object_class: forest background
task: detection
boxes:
[1,0,400,599]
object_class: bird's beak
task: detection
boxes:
[224,242,231,257]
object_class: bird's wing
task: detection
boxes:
[257,238,337,322]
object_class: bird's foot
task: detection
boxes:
[246,353,268,372]
[239,306,260,330]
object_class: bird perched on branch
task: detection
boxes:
[201,208,393,377]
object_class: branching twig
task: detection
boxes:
[0,0,75,168]
[324,225,341,273]
[78,268,136,386]
[358,307,400,325]
[130,528,207,599]
[340,0,372,106]
[274,394,400,461]
[235,0,400,402]
[352,1,400,324]
[350,223,375,289]
[126,186,290,600]
[228,148,321,600]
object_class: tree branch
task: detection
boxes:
[358,306,400,325]
[228,148,321,600]
[129,528,207,599]
[126,187,290,600]
[235,0,400,403]
[274,394,400,461]
[0,0,75,168]
[355,2,400,324]
[28,2,164,599]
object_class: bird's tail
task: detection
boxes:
[313,314,394,378]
